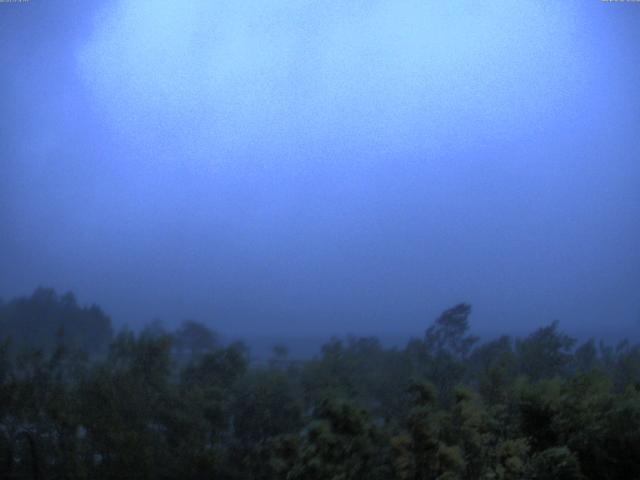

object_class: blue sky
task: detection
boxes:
[1,0,639,337]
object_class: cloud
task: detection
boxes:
[77,0,583,169]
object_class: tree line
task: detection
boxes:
[0,288,639,479]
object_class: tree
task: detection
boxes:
[516,321,575,380]
[423,303,478,402]
[393,381,464,480]
[573,339,598,373]
[231,368,304,479]
[79,331,174,479]
[425,304,478,361]
[526,447,584,480]
[172,320,218,360]
[468,335,516,405]
[290,398,386,480]
[0,287,112,356]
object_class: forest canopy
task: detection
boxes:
[0,288,639,479]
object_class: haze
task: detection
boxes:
[1,0,639,340]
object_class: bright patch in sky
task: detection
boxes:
[78,0,584,167]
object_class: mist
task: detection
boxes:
[1,0,639,340]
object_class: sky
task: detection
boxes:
[1,0,639,339]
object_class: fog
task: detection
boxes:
[1,0,639,341]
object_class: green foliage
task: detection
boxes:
[425,304,478,361]
[481,438,530,480]
[423,303,478,404]
[526,446,584,480]
[516,321,576,380]
[289,398,387,480]
[0,292,639,479]
[468,336,516,404]
[392,381,466,480]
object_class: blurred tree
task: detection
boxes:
[78,330,173,479]
[481,438,530,480]
[290,398,386,480]
[268,344,290,370]
[516,321,575,380]
[0,287,112,356]
[572,339,599,373]
[447,387,490,478]
[393,381,464,480]
[231,368,303,478]
[468,335,516,405]
[526,446,584,480]
[172,320,218,359]
[425,304,478,361]
[424,303,478,403]
[0,289,638,479]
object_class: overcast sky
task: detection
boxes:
[1,0,639,338]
